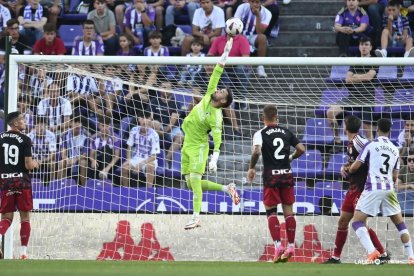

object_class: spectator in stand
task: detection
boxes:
[0,0,24,17]
[375,0,414,57]
[335,0,370,57]
[37,83,72,134]
[27,116,57,183]
[396,151,414,191]
[326,37,377,143]
[121,110,160,187]
[180,0,224,56]
[89,115,121,182]
[0,3,11,32]
[88,0,118,55]
[235,0,272,77]
[39,0,61,26]
[149,81,184,168]
[27,67,53,105]
[208,33,248,137]
[217,0,241,20]
[32,23,66,55]
[124,76,150,118]
[359,0,387,49]
[262,0,279,38]
[0,51,5,109]
[124,0,155,53]
[17,0,48,47]
[58,117,90,184]
[138,31,169,89]
[0,19,31,54]
[165,0,199,27]
[72,20,105,56]
[179,38,205,85]
[398,119,414,162]
[17,95,34,133]
[114,0,133,27]
[117,34,139,74]
[148,0,165,29]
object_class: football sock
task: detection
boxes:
[352,221,376,253]
[285,215,296,244]
[20,246,27,256]
[185,175,192,190]
[190,173,202,213]
[396,222,414,258]
[333,227,348,258]
[368,228,384,254]
[0,218,12,236]
[267,214,280,243]
[20,220,31,247]
[200,180,224,191]
[403,241,414,258]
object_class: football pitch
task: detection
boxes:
[1,261,414,276]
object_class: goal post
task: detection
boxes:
[2,55,414,262]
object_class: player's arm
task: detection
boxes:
[205,38,234,97]
[349,160,363,174]
[247,131,263,182]
[393,169,399,183]
[25,157,39,170]
[208,113,223,173]
[289,142,305,162]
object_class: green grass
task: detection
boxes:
[1,261,414,276]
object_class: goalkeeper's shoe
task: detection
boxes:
[280,246,294,263]
[322,257,341,264]
[273,245,285,263]
[20,254,28,260]
[227,183,240,205]
[184,216,201,230]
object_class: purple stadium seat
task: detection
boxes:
[0,118,4,132]
[164,150,181,178]
[374,87,386,113]
[325,153,348,177]
[389,119,405,143]
[58,25,83,51]
[315,88,349,117]
[325,66,349,83]
[301,118,334,145]
[400,66,414,82]
[156,149,166,176]
[174,91,193,110]
[315,181,343,191]
[177,25,192,34]
[119,116,135,140]
[377,66,398,83]
[291,150,323,179]
[390,88,414,115]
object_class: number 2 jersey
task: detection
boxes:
[252,124,300,187]
[357,136,400,191]
[0,131,32,190]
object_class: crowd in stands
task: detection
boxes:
[2,0,414,189]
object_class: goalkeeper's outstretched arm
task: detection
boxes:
[206,37,234,96]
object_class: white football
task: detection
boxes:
[225,18,244,36]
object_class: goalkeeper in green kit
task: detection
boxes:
[182,37,240,230]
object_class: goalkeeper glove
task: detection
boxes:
[218,37,233,66]
[208,151,220,173]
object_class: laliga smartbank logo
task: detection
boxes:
[354,259,407,265]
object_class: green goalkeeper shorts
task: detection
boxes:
[181,142,209,175]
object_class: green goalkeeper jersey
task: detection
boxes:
[182,64,224,152]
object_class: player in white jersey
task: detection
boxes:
[349,118,414,264]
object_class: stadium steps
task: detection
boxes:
[268,0,343,57]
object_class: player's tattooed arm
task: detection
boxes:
[249,145,262,169]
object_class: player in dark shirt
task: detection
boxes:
[323,115,388,264]
[247,105,305,263]
[0,111,39,259]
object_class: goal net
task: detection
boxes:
[2,56,414,263]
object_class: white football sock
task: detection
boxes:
[403,241,414,258]
[20,246,27,256]
[355,227,376,253]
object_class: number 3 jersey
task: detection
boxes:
[0,131,32,190]
[357,136,400,191]
[252,124,300,187]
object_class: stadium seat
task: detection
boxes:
[377,66,398,83]
[325,153,348,177]
[291,150,323,179]
[400,66,414,83]
[58,25,83,52]
[156,150,166,176]
[164,150,181,178]
[390,88,414,116]
[177,25,192,35]
[315,88,349,117]
[325,66,349,83]
[0,118,3,132]
[174,91,193,110]
[301,118,334,145]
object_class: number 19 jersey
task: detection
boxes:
[252,124,300,187]
[0,131,32,190]
[357,136,399,191]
